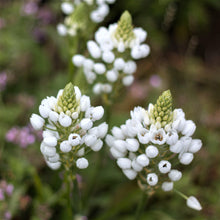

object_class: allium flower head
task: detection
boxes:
[30,82,108,170]
[72,11,150,95]
[106,90,202,209]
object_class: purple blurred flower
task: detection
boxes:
[0,72,7,91]
[37,8,54,24]
[6,126,36,148]
[130,82,148,100]
[149,74,162,88]
[4,211,12,220]
[22,2,38,15]
[0,188,5,201]
[5,184,14,196]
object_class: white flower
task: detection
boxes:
[137,129,150,144]
[161,182,173,191]
[136,154,149,167]
[188,139,202,153]
[147,173,158,186]
[131,46,142,59]
[179,153,194,165]
[126,138,139,152]
[85,134,97,147]
[47,161,61,170]
[151,128,167,145]
[61,2,74,14]
[39,105,50,118]
[83,59,94,70]
[114,140,127,153]
[68,133,81,146]
[117,41,125,52]
[106,70,118,82]
[49,111,59,122]
[48,153,60,163]
[110,147,126,158]
[101,83,112,93]
[122,75,134,86]
[43,146,56,157]
[93,83,102,94]
[102,51,115,63]
[30,114,45,130]
[94,63,106,74]
[114,58,125,70]
[59,113,72,127]
[87,41,101,59]
[112,126,125,139]
[80,118,93,130]
[168,169,182,182]
[117,158,132,169]
[96,4,109,17]
[76,158,89,169]
[182,120,196,136]
[158,160,171,174]
[131,159,143,172]
[123,61,137,74]
[169,140,182,153]
[72,55,85,67]
[90,11,104,23]
[139,44,150,57]
[91,139,103,151]
[97,122,108,138]
[57,24,67,36]
[145,145,159,158]
[43,136,57,147]
[172,118,186,132]
[60,140,72,153]
[133,27,147,43]
[122,169,137,180]
[80,95,90,112]
[91,106,104,121]
[186,196,202,211]
[166,130,178,145]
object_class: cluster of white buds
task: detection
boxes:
[30,82,108,170]
[106,90,202,210]
[72,11,150,95]
[57,0,116,36]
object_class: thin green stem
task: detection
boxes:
[135,193,148,220]
[174,188,188,200]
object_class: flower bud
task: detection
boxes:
[110,147,125,158]
[122,169,137,180]
[43,146,56,157]
[112,126,125,139]
[126,138,139,152]
[76,158,89,169]
[106,70,118,82]
[61,2,74,15]
[186,196,202,211]
[145,145,158,158]
[30,114,45,130]
[43,136,57,147]
[182,120,196,136]
[85,134,97,147]
[114,58,125,70]
[94,63,106,74]
[91,106,104,121]
[161,182,173,191]
[122,75,134,86]
[59,113,72,127]
[72,55,85,67]
[91,139,103,151]
[102,51,115,63]
[179,153,194,165]
[60,140,72,153]
[97,122,108,138]
[47,161,61,170]
[131,159,143,172]
[57,24,67,36]
[136,154,149,167]
[87,41,101,59]
[80,118,93,130]
[114,140,127,153]
[168,169,182,182]
[39,105,50,118]
[188,139,202,153]
[117,158,132,169]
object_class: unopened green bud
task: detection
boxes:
[152,90,173,127]
[56,83,78,114]
[114,11,135,46]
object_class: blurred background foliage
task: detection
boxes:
[0,0,219,219]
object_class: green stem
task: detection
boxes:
[65,170,74,219]
[135,193,148,220]
[174,188,188,200]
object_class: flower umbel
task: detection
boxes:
[106,90,202,209]
[30,82,108,171]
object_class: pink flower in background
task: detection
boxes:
[130,82,148,100]
[22,2,38,15]
[0,72,7,91]
[149,74,162,88]
[5,124,42,148]
[4,211,12,220]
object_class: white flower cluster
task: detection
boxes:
[72,11,150,94]
[30,83,108,170]
[106,91,202,194]
[57,0,116,36]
